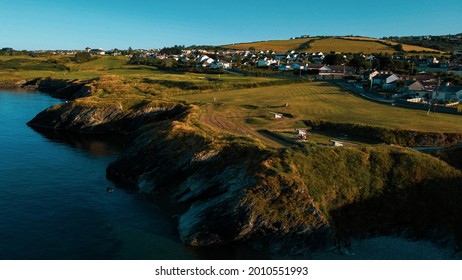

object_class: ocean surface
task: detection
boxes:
[0,90,203,260]
[0,90,457,260]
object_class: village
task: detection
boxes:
[5,36,462,113]
[87,41,462,113]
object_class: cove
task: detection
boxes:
[0,90,196,259]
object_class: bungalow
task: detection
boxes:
[403,81,434,98]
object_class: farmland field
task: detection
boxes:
[222,36,443,54]
[222,38,312,53]
[305,38,393,53]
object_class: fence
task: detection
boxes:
[393,99,462,115]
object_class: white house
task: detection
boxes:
[372,73,399,85]
[257,58,278,68]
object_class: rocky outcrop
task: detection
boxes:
[0,79,27,89]
[105,115,333,255]
[27,96,462,258]
[27,101,188,134]
[1,77,91,99]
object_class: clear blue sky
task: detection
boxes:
[1,0,461,50]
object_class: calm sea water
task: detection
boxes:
[0,90,200,260]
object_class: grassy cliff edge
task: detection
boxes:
[27,89,462,256]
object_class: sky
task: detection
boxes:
[1,0,461,50]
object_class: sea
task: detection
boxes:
[0,90,202,260]
[0,90,457,260]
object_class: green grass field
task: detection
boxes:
[0,55,280,93]
[175,82,462,145]
[2,54,460,148]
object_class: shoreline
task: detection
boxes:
[15,77,462,259]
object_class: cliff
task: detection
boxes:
[27,92,462,257]
[0,77,92,99]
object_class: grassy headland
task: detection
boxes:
[5,53,462,255]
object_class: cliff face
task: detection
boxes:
[27,94,462,257]
[106,112,333,255]
[27,101,188,134]
[1,78,91,99]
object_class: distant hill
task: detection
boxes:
[383,34,462,52]
[222,36,444,54]
[221,38,312,53]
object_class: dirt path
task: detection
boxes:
[199,105,289,147]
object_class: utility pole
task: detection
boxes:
[428,77,441,115]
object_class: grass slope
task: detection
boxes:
[222,36,443,54]
[176,82,462,143]
[222,38,313,52]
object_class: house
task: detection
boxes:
[361,70,379,80]
[318,65,354,79]
[406,81,425,91]
[257,58,278,68]
[418,62,449,73]
[427,63,449,73]
[310,52,325,64]
[278,64,291,71]
[210,60,224,69]
[89,48,105,55]
[196,55,215,68]
[291,63,308,70]
[449,66,462,76]
[403,81,433,98]
[372,73,399,85]
[432,85,462,101]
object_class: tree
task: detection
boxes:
[376,54,396,71]
[395,44,404,52]
[347,56,371,71]
[74,52,92,63]
[323,53,346,65]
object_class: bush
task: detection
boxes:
[74,52,92,63]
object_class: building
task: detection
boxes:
[89,48,105,55]
[432,85,462,101]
